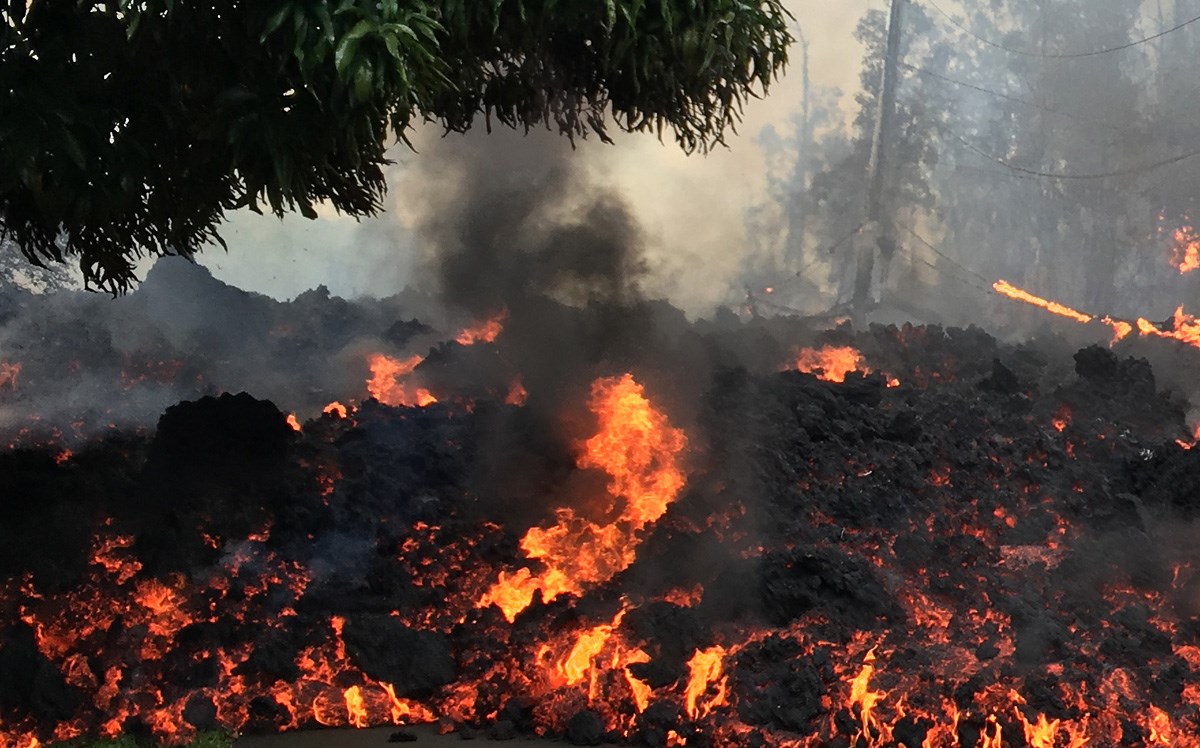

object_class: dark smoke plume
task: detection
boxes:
[408,130,647,316]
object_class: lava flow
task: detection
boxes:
[8,297,1200,748]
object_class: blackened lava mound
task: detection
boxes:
[3,320,1200,747]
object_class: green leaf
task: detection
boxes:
[605,0,615,30]
[491,0,503,33]
[335,32,364,76]
[316,3,335,43]
[344,19,374,43]
[260,3,292,42]
[383,23,417,41]
[353,63,374,100]
[383,32,401,60]
[61,130,87,169]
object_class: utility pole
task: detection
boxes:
[852,0,905,322]
[786,27,812,270]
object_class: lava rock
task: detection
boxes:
[979,358,1021,395]
[388,730,419,742]
[182,693,218,731]
[488,720,517,740]
[759,546,898,627]
[566,709,604,746]
[342,615,456,698]
[0,623,80,722]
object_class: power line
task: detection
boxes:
[895,222,995,289]
[791,220,867,281]
[899,62,1129,133]
[949,131,1200,180]
[923,0,1200,59]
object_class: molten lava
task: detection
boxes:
[479,373,687,621]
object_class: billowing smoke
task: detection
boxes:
[406,129,647,316]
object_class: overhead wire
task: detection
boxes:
[922,0,1200,59]
[950,132,1200,180]
[898,62,1129,133]
[793,220,866,278]
[894,222,995,290]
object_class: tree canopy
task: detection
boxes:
[0,0,792,293]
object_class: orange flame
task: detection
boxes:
[286,413,302,432]
[847,647,885,745]
[1147,705,1174,745]
[323,401,349,418]
[367,353,437,408]
[559,620,617,687]
[1015,710,1061,748]
[994,280,1200,352]
[455,310,507,346]
[505,377,528,406]
[1171,226,1200,274]
[624,649,653,713]
[480,374,687,621]
[993,280,1093,324]
[683,646,728,720]
[790,346,870,383]
[343,686,368,729]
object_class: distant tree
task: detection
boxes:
[0,236,76,294]
[765,4,949,304]
[926,0,1156,312]
[0,0,792,293]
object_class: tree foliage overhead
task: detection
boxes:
[0,0,792,293]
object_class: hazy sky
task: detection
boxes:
[196,1,874,314]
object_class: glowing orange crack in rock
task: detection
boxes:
[479,373,687,622]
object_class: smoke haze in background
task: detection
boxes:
[188,0,868,317]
